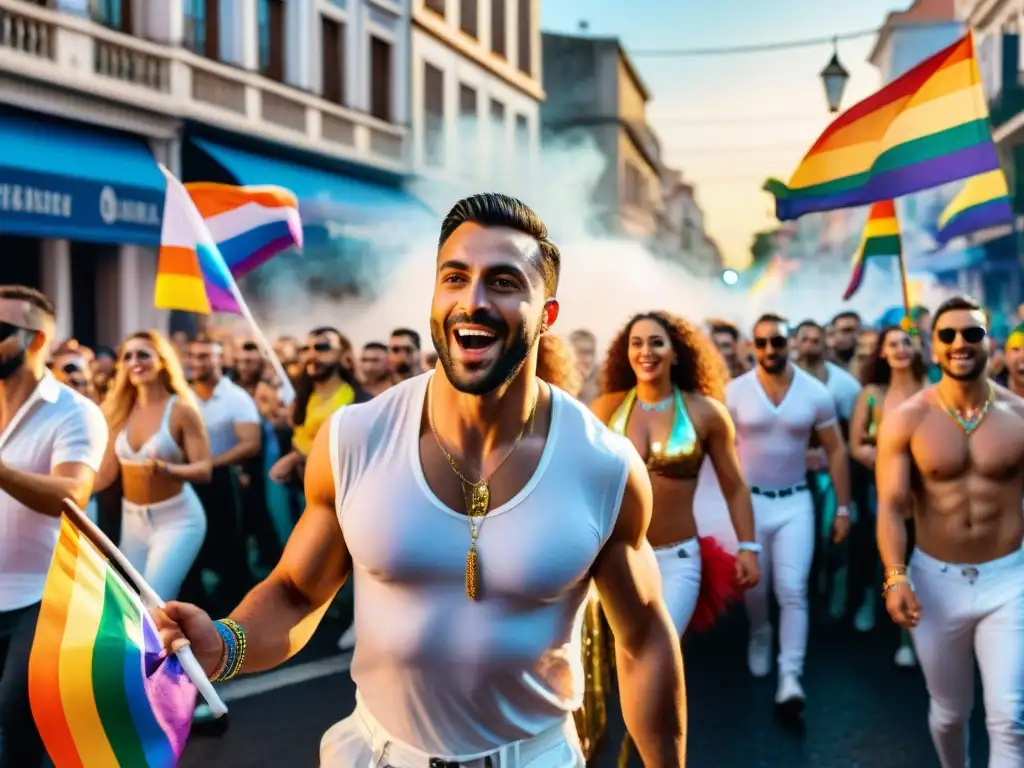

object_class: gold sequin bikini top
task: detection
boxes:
[863,391,882,446]
[608,387,705,480]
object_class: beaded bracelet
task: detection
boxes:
[210,619,247,683]
[881,574,910,597]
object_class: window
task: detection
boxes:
[460,0,478,38]
[183,0,219,60]
[258,0,286,82]
[424,63,446,168]
[490,0,505,58]
[90,0,132,33]
[370,37,393,122]
[425,0,446,16]
[490,98,505,178]
[514,114,530,184]
[516,0,531,75]
[459,84,478,175]
[321,15,346,105]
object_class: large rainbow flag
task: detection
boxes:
[29,516,195,767]
[935,169,1014,246]
[154,166,245,314]
[185,182,302,277]
[843,199,901,300]
[765,33,999,220]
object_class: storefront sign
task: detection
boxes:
[0,169,163,245]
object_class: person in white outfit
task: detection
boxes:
[153,193,687,768]
[877,296,1024,768]
[95,330,212,601]
[726,314,851,717]
[591,310,760,636]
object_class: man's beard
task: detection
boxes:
[835,346,856,363]
[801,352,822,366]
[393,361,413,376]
[940,353,988,382]
[431,310,534,395]
[307,362,338,383]
[758,355,787,375]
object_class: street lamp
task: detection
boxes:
[820,39,850,114]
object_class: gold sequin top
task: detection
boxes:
[863,391,881,446]
[608,387,704,479]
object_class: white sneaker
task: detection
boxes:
[853,599,875,633]
[894,644,917,668]
[747,629,772,678]
[337,623,356,651]
[775,673,805,716]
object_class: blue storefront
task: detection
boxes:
[0,107,166,346]
[182,125,435,313]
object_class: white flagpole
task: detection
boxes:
[61,499,228,718]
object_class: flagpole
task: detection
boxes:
[61,500,229,718]
[228,286,296,406]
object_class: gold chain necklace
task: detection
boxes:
[427,378,539,600]
[935,383,994,435]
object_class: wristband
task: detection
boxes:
[737,541,762,554]
[835,506,851,518]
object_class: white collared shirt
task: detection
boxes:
[194,376,260,458]
[0,372,107,611]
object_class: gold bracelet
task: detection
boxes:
[884,565,908,577]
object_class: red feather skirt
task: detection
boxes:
[686,537,743,636]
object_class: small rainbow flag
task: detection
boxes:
[29,516,195,767]
[843,199,901,300]
[185,182,302,278]
[154,166,244,314]
[935,169,1014,246]
[765,33,999,220]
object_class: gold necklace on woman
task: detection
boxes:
[936,383,994,435]
[427,378,539,600]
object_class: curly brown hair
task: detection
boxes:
[599,311,729,402]
[536,333,582,396]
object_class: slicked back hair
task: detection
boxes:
[438,193,560,297]
[931,295,983,330]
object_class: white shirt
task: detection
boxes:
[822,361,862,422]
[194,376,260,457]
[0,373,107,610]
[331,373,633,755]
[726,366,837,490]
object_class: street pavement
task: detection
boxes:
[181,609,987,767]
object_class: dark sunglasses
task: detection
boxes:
[299,342,334,354]
[936,326,986,345]
[61,362,83,375]
[121,349,153,363]
[754,336,788,350]
[240,342,260,352]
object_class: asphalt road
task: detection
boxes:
[180,610,988,767]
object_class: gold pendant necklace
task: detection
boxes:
[936,384,994,435]
[427,378,539,600]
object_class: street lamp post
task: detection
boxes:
[820,38,850,114]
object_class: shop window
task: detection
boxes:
[322,15,346,105]
[490,0,505,58]
[258,0,286,82]
[370,36,393,122]
[183,0,219,60]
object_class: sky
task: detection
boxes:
[540,0,913,269]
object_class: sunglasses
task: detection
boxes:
[754,336,788,350]
[240,342,260,352]
[936,326,986,345]
[61,362,83,375]
[121,349,153,363]
[299,342,335,354]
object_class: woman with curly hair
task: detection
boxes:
[591,312,761,637]
[848,324,925,668]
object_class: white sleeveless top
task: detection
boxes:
[329,372,633,755]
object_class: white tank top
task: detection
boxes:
[329,372,632,755]
[725,366,838,489]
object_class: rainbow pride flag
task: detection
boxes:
[185,182,302,277]
[29,516,195,767]
[935,169,1014,246]
[765,33,999,220]
[154,166,244,314]
[843,200,901,300]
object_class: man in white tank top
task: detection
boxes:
[725,313,851,717]
[155,194,687,767]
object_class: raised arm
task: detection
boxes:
[592,449,686,767]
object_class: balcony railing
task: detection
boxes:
[0,0,408,172]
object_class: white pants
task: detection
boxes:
[744,489,815,676]
[910,547,1024,768]
[320,694,585,768]
[655,537,702,636]
[119,485,206,601]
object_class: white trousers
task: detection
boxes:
[319,694,585,768]
[655,537,702,636]
[743,489,815,676]
[119,484,206,601]
[910,547,1024,768]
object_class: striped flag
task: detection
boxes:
[843,200,901,300]
[28,515,195,767]
[935,169,1014,246]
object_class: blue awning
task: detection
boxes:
[191,138,435,235]
[0,111,164,244]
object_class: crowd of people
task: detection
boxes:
[1,192,1023,767]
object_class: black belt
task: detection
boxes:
[750,483,808,499]
[429,760,493,768]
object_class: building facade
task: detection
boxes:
[0,0,419,346]
[408,0,542,204]
[540,32,663,241]
[658,169,724,277]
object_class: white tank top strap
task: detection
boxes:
[115,394,185,463]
